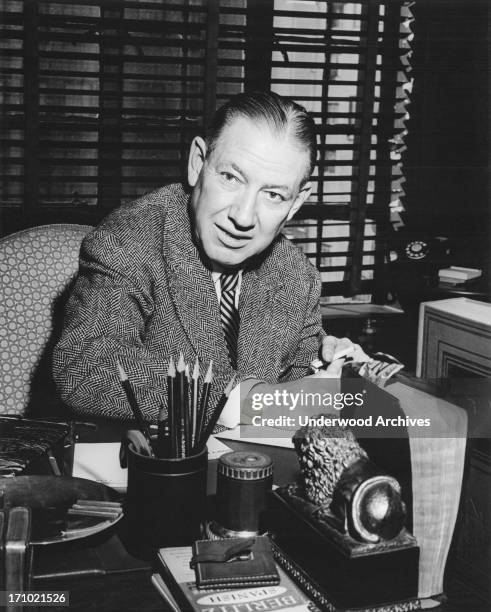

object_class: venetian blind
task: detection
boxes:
[0,0,413,300]
[275,0,414,300]
[0,0,247,215]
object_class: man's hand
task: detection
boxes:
[321,335,354,363]
[311,335,357,378]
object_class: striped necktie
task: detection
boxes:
[219,272,240,369]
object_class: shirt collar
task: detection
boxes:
[211,270,243,285]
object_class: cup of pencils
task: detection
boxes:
[125,439,208,554]
[117,355,235,556]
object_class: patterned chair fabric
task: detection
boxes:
[0,224,92,415]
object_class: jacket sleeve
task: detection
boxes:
[280,269,325,383]
[52,227,168,420]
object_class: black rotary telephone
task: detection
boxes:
[388,235,453,307]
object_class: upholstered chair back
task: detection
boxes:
[0,224,92,416]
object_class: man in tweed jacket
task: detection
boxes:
[53,92,350,421]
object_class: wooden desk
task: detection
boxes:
[29,399,485,612]
[30,429,298,611]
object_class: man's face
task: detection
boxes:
[188,117,312,271]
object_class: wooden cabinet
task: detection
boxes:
[417,298,491,605]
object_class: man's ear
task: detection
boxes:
[187,136,207,187]
[287,181,312,221]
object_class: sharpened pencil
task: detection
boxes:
[191,356,200,447]
[176,353,186,457]
[194,360,213,451]
[184,362,191,454]
[197,374,235,451]
[116,361,154,455]
[167,356,177,457]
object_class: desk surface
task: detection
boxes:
[30,419,486,612]
[31,429,298,611]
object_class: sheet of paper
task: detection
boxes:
[73,442,127,491]
[206,435,233,459]
[73,437,232,491]
[216,426,295,449]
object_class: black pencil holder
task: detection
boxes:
[125,440,208,553]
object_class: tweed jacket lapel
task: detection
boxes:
[238,245,292,379]
[161,193,232,372]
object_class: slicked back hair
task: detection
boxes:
[205,91,317,184]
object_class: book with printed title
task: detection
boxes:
[155,545,319,612]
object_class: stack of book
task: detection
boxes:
[152,536,422,612]
[438,266,481,287]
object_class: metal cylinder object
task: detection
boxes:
[214,451,273,537]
